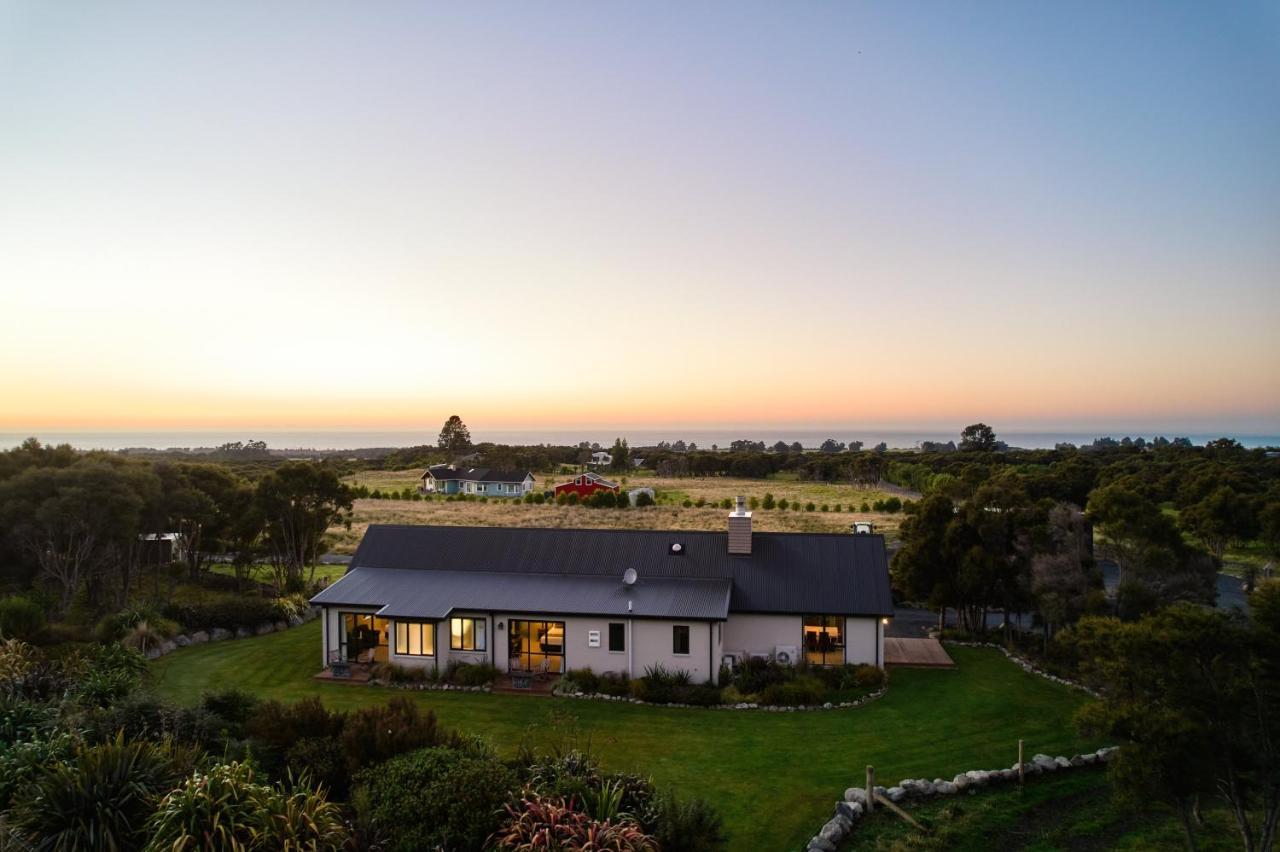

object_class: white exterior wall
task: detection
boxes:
[722,613,801,659]
[321,605,381,668]
[386,619,441,672]
[844,616,884,667]
[631,619,716,683]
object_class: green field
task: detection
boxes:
[148,623,1100,851]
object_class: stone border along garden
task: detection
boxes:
[552,683,889,712]
[142,604,320,661]
[802,640,1109,851]
[804,746,1120,852]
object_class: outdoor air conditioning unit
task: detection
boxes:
[720,653,740,671]
[773,645,800,666]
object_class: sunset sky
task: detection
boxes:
[2,2,1277,434]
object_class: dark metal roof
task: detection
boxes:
[423,466,533,484]
[314,524,893,618]
[310,566,731,620]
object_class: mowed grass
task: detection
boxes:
[148,624,1099,851]
[331,470,911,554]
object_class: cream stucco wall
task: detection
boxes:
[844,616,883,666]
[721,613,802,658]
[631,619,716,682]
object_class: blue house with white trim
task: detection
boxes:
[418,464,535,497]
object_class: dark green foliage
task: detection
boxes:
[161,596,293,632]
[341,696,445,773]
[761,492,775,510]
[805,502,816,512]
[355,746,517,852]
[437,414,473,454]
[759,675,825,706]
[198,688,260,730]
[647,790,728,852]
[444,660,499,686]
[630,665,719,705]
[634,490,655,507]
[77,643,147,708]
[8,734,194,852]
[0,595,45,641]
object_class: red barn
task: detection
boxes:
[554,472,621,499]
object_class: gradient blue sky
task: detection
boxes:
[1,2,1277,433]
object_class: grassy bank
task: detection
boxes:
[148,623,1098,850]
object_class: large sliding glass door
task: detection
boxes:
[508,620,565,674]
[339,613,389,663]
[803,615,844,666]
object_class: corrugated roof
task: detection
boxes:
[312,524,892,618]
[423,466,533,484]
[311,566,731,620]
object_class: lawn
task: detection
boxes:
[842,764,1241,851]
[148,623,1100,851]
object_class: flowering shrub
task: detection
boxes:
[489,792,658,851]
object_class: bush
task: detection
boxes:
[762,493,776,510]
[681,499,693,508]
[647,790,728,852]
[778,498,790,511]
[372,661,427,684]
[445,660,499,686]
[9,734,194,851]
[820,504,829,512]
[805,502,816,512]
[146,760,349,851]
[759,675,825,706]
[342,696,445,773]
[730,657,791,696]
[564,667,601,694]
[199,688,260,730]
[634,491,656,508]
[491,792,657,851]
[882,496,903,513]
[720,498,733,510]
[246,697,344,772]
[534,492,547,504]
[748,496,760,510]
[356,746,517,852]
[0,731,76,810]
[162,596,287,632]
[694,496,706,508]
[77,643,147,708]
[0,596,45,641]
[860,501,871,512]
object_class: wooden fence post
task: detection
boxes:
[1018,739,1025,786]
[866,764,875,813]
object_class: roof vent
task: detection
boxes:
[669,542,684,556]
[622,567,638,586]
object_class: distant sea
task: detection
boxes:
[3,429,1278,452]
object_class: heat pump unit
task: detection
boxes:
[720,653,739,671]
[773,645,800,666]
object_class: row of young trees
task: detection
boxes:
[0,439,354,616]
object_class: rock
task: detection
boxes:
[145,646,164,660]
[1032,754,1057,772]
[1054,756,1071,769]
[159,639,177,655]
[818,818,847,844]
[917,780,936,796]
[234,626,253,639]
[189,630,209,643]
[843,788,867,805]
[1098,747,1118,762]
[886,786,906,802]
[836,801,863,821]
[1081,752,1098,765]
[874,785,888,799]
[808,835,835,852]
[935,781,958,795]
[174,635,191,647]
[823,702,833,709]
[287,613,304,627]
[1069,755,1087,767]
[255,622,275,636]
[209,627,232,642]
[953,773,971,791]
[965,770,989,785]
[274,620,288,632]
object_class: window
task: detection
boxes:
[450,617,486,651]
[476,483,487,493]
[672,625,690,655]
[803,615,845,666]
[395,621,435,656]
[608,622,626,652]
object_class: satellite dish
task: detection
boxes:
[622,568,638,586]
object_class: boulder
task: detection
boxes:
[255,622,276,636]
[145,646,164,660]
[1054,756,1071,769]
[1069,755,1087,767]
[818,818,847,844]
[1081,752,1098,765]
[174,634,191,648]
[917,780,936,796]
[952,773,971,791]
[234,626,253,640]
[836,801,863,821]
[965,770,989,785]
[843,788,868,805]
[159,639,177,655]
[886,786,906,802]
[935,781,958,795]
[1098,747,1118,762]
[808,835,835,852]
[209,627,232,642]
[1032,754,1057,772]
[274,620,288,632]
[288,613,305,627]
[189,630,209,644]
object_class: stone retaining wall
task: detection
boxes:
[144,605,320,660]
[552,684,889,712]
[805,746,1119,851]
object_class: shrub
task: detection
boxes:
[9,734,193,851]
[445,660,499,686]
[565,667,601,694]
[646,791,728,852]
[0,596,45,641]
[357,746,517,852]
[372,661,427,684]
[805,502,816,512]
[833,503,842,512]
[860,501,871,512]
[694,496,706,508]
[84,692,231,750]
[534,492,547,504]
[491,793,657,851]
[284,735,349,799]
[748,496,760,510]
[730,657,790,696]
[759,675,825,706]
[162,596,283,632]
[681,499,693,508]
[778,498,790,511]
[761,493,776,510]
[199,688,260,730]
[720,498,733,510]
[882,496,903,513]
[820,504,829,512]
[634,491,656,507]
[0,730,76,810]
[342,696,445,773]
[145,760,349,851]
[77,643,147,708]
[567,492,580,505]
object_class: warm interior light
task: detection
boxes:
[881,617,891,625]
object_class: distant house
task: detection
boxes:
[554,472,620,500]
[139,533,184,565]
[419,464,535,497]
[589,451,612,467]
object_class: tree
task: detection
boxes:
[847,441,863,453]
[1065,605,1280,851]
[254,463,353,591]
[1261,500,1280,572]
[609,438,631,473]
[892,494,955,628]
[437,415,472,455]
[1180,486,1260,562]
[873,442,887,453]
[959,423,998,452]
[818,439,845,454]
[154,463,248,583]
[790,441,804,453]
[771,441,789,454]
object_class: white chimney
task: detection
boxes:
[728,495,752,555]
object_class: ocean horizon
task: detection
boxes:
[3,428,1277,453]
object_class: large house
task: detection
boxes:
[554,472,620,500]
[310,499,894,683]
[418,464,535,497]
